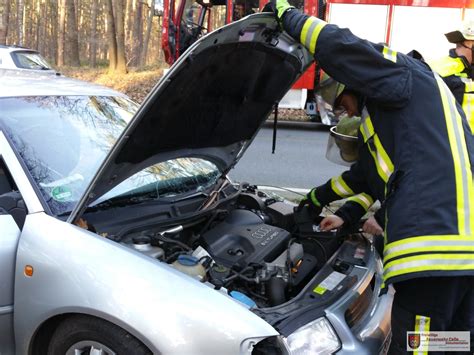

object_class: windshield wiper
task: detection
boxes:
[89,187,172,210]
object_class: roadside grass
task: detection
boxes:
[60,66,164,104]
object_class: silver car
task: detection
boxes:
[0,14,392,355]
[0,46,55,72]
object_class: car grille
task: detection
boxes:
[344,275,375,328]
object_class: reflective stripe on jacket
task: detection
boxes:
[282,10,474,285]
[430,55,474,131]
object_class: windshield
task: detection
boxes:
[11,51,52,70]
[0,96,221,215]
[93,158,220,206]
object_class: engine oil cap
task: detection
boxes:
[177,255,199,266]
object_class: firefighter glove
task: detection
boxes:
[275,0,294,19]
[296,188,323,215]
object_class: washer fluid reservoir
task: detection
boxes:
[172,255,206,280]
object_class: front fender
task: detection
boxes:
[14,213,278,354]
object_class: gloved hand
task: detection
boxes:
[275,0,294,19]
[296,188,323,216]
[262,0,294,19]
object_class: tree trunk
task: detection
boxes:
[58,0,66,66]
[130,0,142,67]
[36,0,45,52]
[106,0,117,71]
[113,0,127,73]
[140,0,154,67]
[66,0,80,66]
[24,1,32,48]
[0,0,10,45]
[90,0,98,67]
[125,0,133,50]
[49,0,58,65]
[17,0,24,45]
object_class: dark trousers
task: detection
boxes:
[388,276,474,355]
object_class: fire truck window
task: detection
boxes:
[211,6,227,30]
[184,2,201,25]
[179,0,209,54]
[232,0,259,21]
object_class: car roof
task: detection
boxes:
[0,45,40,53]
[0,69,126,98]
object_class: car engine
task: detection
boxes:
[106,185,343,308]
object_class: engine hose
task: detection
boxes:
[155,234,191,251]
[222,266,254,284]
[266,277,287,306]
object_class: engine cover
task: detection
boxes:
[202,209,291,269]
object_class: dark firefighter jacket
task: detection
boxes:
[334,52,474,229]
[430,49,474,131]
[282,10,474,285]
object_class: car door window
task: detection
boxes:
[0,159,28,229]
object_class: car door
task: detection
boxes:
[0,160,21,354]
[0,131,43,354]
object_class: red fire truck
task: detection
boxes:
[159,0,474,123]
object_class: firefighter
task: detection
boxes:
[430,20,474,131]
[310,82,383,235]
[271,1,474,353]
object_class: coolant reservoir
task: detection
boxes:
[172,255,206,280]
[131,236,164,260]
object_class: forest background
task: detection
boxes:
[0,0,175,102]
[0,0,305,119]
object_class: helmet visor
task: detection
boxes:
[326,126,359,166]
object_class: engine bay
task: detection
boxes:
[86,184,367,309]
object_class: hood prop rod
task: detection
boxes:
[272,101,279,154]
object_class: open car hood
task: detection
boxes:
[68,14,313,222]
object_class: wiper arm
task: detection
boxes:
[198,177,232,211]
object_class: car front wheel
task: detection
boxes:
[47,315,151,355]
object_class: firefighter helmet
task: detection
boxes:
[316,73,345,108]
[445,20,474,43]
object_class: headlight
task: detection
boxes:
[285,317,341,354]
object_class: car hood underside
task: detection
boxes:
[69,14,313,222]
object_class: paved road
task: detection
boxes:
[229,124,346,190]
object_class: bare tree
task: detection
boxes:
[140,0,154,67]
[112,0,127,72]
[90,0,98,67]
[0,0,10,45]
[106,0,117,71]
[66,0,80,65]
[125,0,133,47]
[130,0,142,67]
[36,0,47,53]
[17,0,24,45]
[58,0,66,65]
[49,0,59,64]
[1,0,168,71]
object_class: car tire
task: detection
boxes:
[47,315,152,355]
